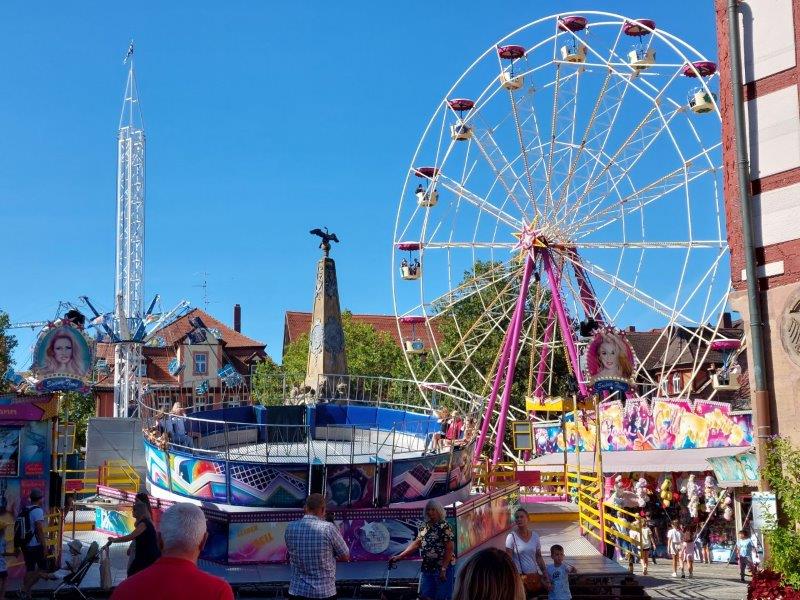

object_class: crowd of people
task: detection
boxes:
[15,487,765,600]
[144,401,194,450]
[286,495,578,600]
[430,407,479,453]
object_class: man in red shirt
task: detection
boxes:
[111,502,233,600]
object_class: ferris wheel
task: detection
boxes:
[392,12,731,462]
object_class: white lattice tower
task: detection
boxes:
[113,57,145,417]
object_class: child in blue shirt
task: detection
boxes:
[546,544,577,600]
[734,529,755,583]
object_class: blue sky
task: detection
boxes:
[0,2,720,367]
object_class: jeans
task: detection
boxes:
[419,566,455,600]
[739,556,753,578]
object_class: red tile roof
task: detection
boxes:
[93,308,266,389]
[283,311,443,353]
[156,308,263,348]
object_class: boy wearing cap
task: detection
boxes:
[21,488,48,599]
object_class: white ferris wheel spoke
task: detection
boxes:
[561,249,726,342]
[570,150,720,239]
[434,172,523,230]
[569,240,725,249]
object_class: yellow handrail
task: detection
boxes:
[103,459,140,492]
[45,510,62,561]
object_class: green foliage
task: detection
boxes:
[59,391,96,449]
[762,437,800,588]
[339,311,409,380]
[250,355,296,407]
[282,332,309,377]
[433,261,571,414]
[0,312,18,394]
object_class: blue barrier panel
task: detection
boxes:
[254,405,267,442]
[346,406,379,426]
[401,414,438,436]
[376,408,405,430]
[315,404,347,427]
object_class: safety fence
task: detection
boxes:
[486,463,568,499]
[566,466,643,559]
[64,459,141,498]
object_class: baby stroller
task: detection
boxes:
[52,541,100,600]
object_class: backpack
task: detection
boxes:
[13,507,34,552]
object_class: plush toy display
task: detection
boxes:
[722,495,733,521]
[683,474,701,518]
[704,475,719,513]
[609,474,625,507]
[634,477,650,508]
[660,477,673,508]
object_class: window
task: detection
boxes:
[671,372,682,395]
[223,396,240,408]
[193,395,212,411]
[193,352,208,375]
[137,360,147,378]
[157,396,172,412]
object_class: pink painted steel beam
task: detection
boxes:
[534,303,557,399]
[569,248,603,324]
[492,253,536,466]
[474,314,514,460]
[542,251,589,397]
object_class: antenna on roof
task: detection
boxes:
[194,271,212,312]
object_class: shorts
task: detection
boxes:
[22,546,46,572]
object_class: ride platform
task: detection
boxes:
[55,516,625,596]
[522,500,580,522]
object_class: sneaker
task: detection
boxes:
[671,572,678,578]
[681,572,685,579]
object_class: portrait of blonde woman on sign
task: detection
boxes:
[32,326,91,379]
[586,331,633,381]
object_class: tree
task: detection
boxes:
[59,391,96,449]
[251,311,413,406]
[0,312,18,394]
[431,261,572,415]
[761,437,800,589]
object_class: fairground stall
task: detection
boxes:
[527,397,754,559]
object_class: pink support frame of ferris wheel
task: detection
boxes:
[473,247,592,465]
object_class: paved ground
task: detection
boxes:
[632,558,750,600]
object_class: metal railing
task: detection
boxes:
[566,466,642,559]
[254,372,486,413]
[139,374,483,466]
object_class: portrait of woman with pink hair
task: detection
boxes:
[33,326,91,379]
[587,331,634,381]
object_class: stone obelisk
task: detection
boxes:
[305,229,347,389]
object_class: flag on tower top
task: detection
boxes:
[123,41,134,64]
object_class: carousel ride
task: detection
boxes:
[392,12,738,465]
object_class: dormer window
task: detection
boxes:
[193,352,208,375]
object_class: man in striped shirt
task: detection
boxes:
[285,493,350,600]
